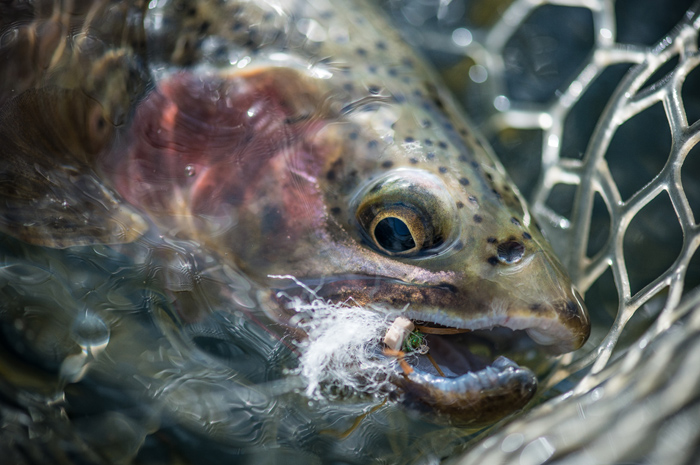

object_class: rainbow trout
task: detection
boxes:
[0,0,590,457]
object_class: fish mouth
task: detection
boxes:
[384,318,541,426]
[268,275,587,426]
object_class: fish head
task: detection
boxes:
[231,84,590,353]
[113,64,589,425]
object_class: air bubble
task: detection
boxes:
[71,312,110,352]
[185,164,196,177]
[469,65,488,83]
[451,28,472,47]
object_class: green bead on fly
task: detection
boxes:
[402,329,426,353]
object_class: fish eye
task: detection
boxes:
[363,204,429,255]
[375,217,414,252]
[354,169,457,258]
[357,201,436,256]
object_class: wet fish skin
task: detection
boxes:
[0,0,589,427]
[108,0,590,422]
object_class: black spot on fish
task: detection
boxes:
[422,120,432,128]
[413,89,423,97]
[459,128,468,136]
[427,152,435,159]
[376,40,387,50]
[438,141,448,149]
[529,303,542,311]
[393,94,406,103]
[487,237,497,243]
[471,161,479,169]
[343,83,354,92]
[468,195,478,204]
[261,206,284,234]
[459,177,470,186]
[388,68,398,77]
[381,161,393,168]
[453,240,464,251]
[368,85,381,95]
[368,65,377,74]
[326,170,336,181]
[404,136,415,143]
[492,189,502,199]
[511,217,521,226]
[356,47,367,56]
[349,132,358,140]
[487,256,499,266]
[367,140,378,149]
[402,57,414,68]
[456,201,464,209]
[485,173,493,181]
[439,166,448,173]
[523,232,532,240]
[424,139,433,146]
[330,207,341,215]
[458,154,468,163]
[473,214,482,223]
[409,158,418,164]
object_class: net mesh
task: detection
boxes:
[384,0,700,462]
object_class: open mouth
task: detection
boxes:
[381,317,546,425]
[268,275,585,426]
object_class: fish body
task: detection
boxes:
[0,0,589,427]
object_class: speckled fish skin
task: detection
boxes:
[104,0,590,423]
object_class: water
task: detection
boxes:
[3,0,700,464]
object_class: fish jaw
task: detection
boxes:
[399,357,537,426]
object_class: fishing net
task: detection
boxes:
[384,0,700,462]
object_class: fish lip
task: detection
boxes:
[396,355,538,425]
[269,274,587,354]
[402,309,582,355]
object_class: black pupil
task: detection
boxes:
[374,217,416,252]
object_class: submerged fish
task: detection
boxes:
[0,0,589,435]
